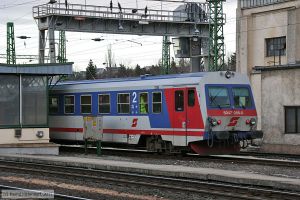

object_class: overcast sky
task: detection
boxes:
[0,0,237,71]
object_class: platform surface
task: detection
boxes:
[0,154,299,192]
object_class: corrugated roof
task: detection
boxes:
[0,63,73,75]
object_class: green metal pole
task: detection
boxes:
[84,139,88,155]
[96,140,102,156]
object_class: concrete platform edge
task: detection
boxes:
[0,155,299,192]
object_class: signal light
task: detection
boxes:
[246,119,250,124]
[217,120,222,125]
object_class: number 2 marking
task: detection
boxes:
[132,92,137,103]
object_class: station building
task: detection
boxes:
[237,0,300,154]
[0,63,72,154]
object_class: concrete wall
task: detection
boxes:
[259,68,300,154]
[237,1,300,154]
[0,128,49,144]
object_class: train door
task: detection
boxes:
[172,88,198,146]
[172,88,187,146]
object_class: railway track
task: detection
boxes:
[0,159,299,200]
[60,145,300,168]
[0,184,92,200]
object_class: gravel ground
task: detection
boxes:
[60,151,300,179]
[0,171,222,200]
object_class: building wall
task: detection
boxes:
[237,0,300,154]
[237,0,300,76]
[259,69,300,154]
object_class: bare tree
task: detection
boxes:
[105,44,115,68]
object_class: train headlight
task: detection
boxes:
[225,71,231,79]
[250,118,256,126]
[209,118,218,126]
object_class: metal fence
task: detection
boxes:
[33,3,210,23]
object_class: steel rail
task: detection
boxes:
[60,145,300,168]
[0,160,299,200]
[0,184,92,200]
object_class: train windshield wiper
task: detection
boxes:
[217,103,230,110]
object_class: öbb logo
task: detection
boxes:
[227,117,240,126]
[131,118,138,127]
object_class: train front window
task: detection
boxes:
[208,87,230,108]
[232,87,252,108]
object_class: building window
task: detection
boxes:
[152,92,162,113]
[49,96,59,114]
[81,95,92,114]
[266,36,286,57]
[98,94,110,114]
[139,92,148,114]
[64,95,75,114]
[118,93,130,114]
[175,90,184,111]
[285,107,300,134]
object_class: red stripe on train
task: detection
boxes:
[50,128,204,136]
[207,109,257,116]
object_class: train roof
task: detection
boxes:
[52,71,250,92]
[56,72,208,86]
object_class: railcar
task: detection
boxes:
[49,71,262,155]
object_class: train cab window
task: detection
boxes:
[81,95,92,114]
[208,87,230,108]
[64,95,75,114]
[139,93,148,114]
[49,96,59,114]
[175,90,184,111]
[188,89,195,107]
[118,93,130,114]
[98,94,110,114]
[232,88,252,108]
[152,92,162,113]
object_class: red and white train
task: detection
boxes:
[49,71,262,155]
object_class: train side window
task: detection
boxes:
[98,94,110,114]
[81,95,92,114]
[175,90,184,111]
[118,93,130,114]
[232,87,252,108]
[152,92,162,113]
[64,95,75,114]
[188,89,195,107]
[139,92,148,114]
[49,96,59,114]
